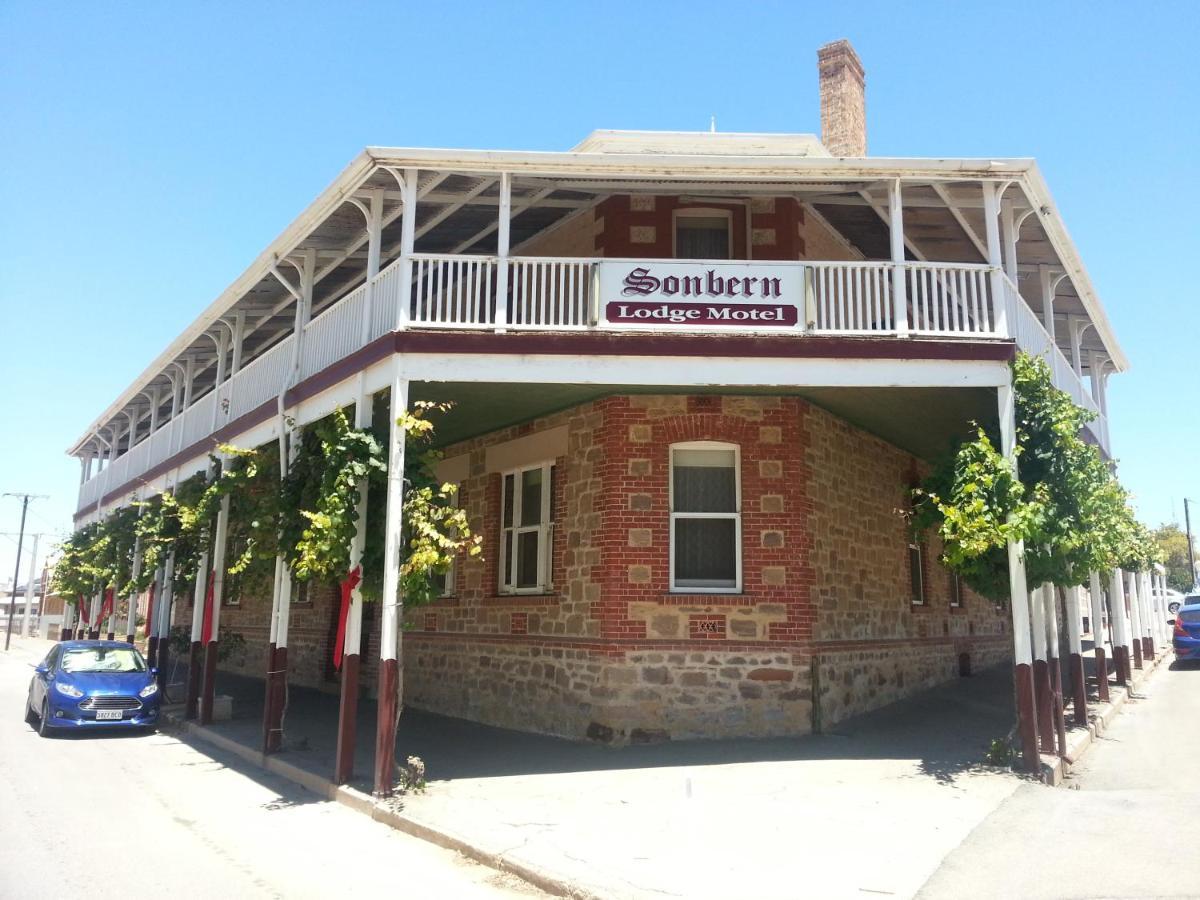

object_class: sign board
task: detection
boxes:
[598,261,804,328]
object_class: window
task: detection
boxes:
[499,462,554,594]
[670,443,741,592]
[674,210,732,260]
[293,579,313,606]
[431,485,460,598]
[949,571,963,608]
[909,541,926,606]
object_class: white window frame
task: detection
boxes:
[432,484,460,599]
[498,461,555,595]
[669,441,742,593]
[949,571,963,609]
[908,541,926,606]
[672,207,734,260]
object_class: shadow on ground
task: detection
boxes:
[178,661,1020,792]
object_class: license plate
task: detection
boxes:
[94,710,123,721]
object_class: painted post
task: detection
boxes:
[1043,584,1068,754]
[155,553,176,693]
[185,551,210,720]
[335,194,382,785]
[999,382,1040,771]
[1141,571,1156,658]
[145,566,164,666]
[60,601,74,642]
[374,372,409,797]
[983,182,1008,337]
[1065,585,1088,726]
[495,171,511,333]
[1110,570,1131,684]
[1127,570,1144,670]
[888,178,909,337]
[124,535,142,643]
[200,494,230,724]
[1088,571,1110,702]
[1029,584,1055,753]
[88,591,101,640]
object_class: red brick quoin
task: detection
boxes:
[592,395,815,646]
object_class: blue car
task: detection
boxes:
[1172,594,1200,663]
[24,640,160,736]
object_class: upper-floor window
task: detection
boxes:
[674,209,732,260]
[670,442,741,592]
[500,463,554,594]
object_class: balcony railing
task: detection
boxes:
[76,255,1107,513]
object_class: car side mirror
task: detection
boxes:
[149,667,158,676]
[32,663,48,676]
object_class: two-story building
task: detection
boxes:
[68,41,1125,792]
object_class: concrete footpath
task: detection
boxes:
[918,652,1191,899]
[186,661,1033,899]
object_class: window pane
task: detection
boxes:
[676,216,730,260]
[520,467,543,527]
[503,474,514,527]
[909,545,924,603]
[516,530,540,588]
[503,530,514,587]
[674,518,736,587]
[673,449,736,513]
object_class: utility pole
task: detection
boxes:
[1186,498,1197,590]
[22,533,41,638]
[4,493,47,652]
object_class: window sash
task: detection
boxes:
[499,462,554,594]
[909,543,926,605]
[669,442,741,593]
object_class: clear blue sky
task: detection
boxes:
[2,1,1197,582]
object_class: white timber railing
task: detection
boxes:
[80,256,1112,511]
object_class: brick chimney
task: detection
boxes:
[818,39,866,157]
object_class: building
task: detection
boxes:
[68,41,1126,790]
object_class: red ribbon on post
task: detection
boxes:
[201,571,216,644]
[77,594,89,625]
[97,589,115,627]
[332,566,362,671]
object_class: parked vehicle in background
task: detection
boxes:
[1156,586,1187,617]
[1173,595,1200,664]
[24,641,160,736]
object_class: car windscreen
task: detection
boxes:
[61,647,147,674]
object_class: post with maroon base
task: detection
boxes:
[999,380,1040,772]
[1110,569,1131,684]
[1042,584,1068,754]
[1088,571,1110,701]
[374,372,410,797]
[124,535,142,644]
[1065,585,1088,726]
[200,494,230,724]
[1127,570,1144,670]
[334,187,383,786]
[185,552,210,720]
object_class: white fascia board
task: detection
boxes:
[395,352,1011,390]
[1017,165,1128,372]
[365,146,1035,182]
[66,150,378,456]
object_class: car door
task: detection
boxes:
[30,646,60,708]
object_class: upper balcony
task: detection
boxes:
[69,137,1126,515]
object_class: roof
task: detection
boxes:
[67,131,1128,455]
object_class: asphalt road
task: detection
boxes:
[0,637,542,900]
[918,654,1200,900]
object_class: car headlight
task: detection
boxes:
[139,682,159,699]
[55,682,84,699]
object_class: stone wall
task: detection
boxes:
[805,402,1010,725]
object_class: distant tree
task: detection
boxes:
[1153,523,1197,591]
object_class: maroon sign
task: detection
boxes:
[605,301,798,326]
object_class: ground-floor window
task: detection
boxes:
[670,442,741,592]
[949,571,964,608]
[499,462,554,594]
[908,541,926,606]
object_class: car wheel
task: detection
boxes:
[37,700,53,738]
